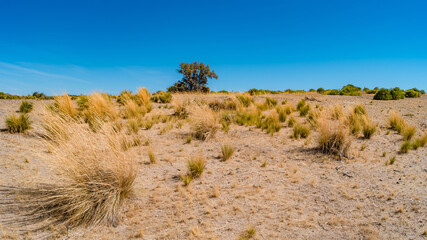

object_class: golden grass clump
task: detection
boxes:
[84,93,118,129]
[19,100,33,113]
[292,123,310,139]
[123,99,146,119]
[5,114,31,133]
[0,117,137,231]
[187,156,206,178]
[256,111,282,134]
[189,105,218,140]
[388,111,405,133]
[331,104,344,120]
[402,125,416,141]
[361,116,377,139]
[353,103,367,115]
[220,143,234,161]
[317,118,351,155]
[234,106,262,126]
[236,93,253,107]
[412,133,427,149]
[346,111,361,136]
[136,87,150,106]
[53,93,79,118]
[400,141,411,153]
[275,105,288,122]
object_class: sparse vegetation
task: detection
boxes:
[293,124,310,139]
[187,156,206,178]
[400,141,411,153]
[317,118,351,155]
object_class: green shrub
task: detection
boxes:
[340,84,362,96]
[374,88,392,100]
[326,89,340,95]
[6,114,31,133]
[405,89,420,98]
[390,87,405,100]
[316,88,325,94]
[19,101,33,113]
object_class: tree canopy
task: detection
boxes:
[168,62,218,92]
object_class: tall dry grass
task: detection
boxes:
[189,104,218,140]
[317,117,352,155]
[53,93,79,118]
[1,111,137,232]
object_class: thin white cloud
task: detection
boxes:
[0,62,89,83]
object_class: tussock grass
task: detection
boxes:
[296,99,306,111]
[400,141,411,153]
[1,118,137,231]
[53,93,79,118]
[172,97,190,119]
[331,104,343,120]
[19,101,33,113]
[256,111,281,134]
[187,156,206,178]
[189,105,218,140]
[293,123,310,139]
[5,114,31,133]
[287,116,296,127]
[402,125,416,141]
[221,144,234,161]
[346,111,361,136]
[389,111,405,133]
[275,105,288,122]
[236,94,253,107]
[361,116,376,139]
[411,133,427,149]
[317,118,351,155]
[148,149,156,164]
[234,107,262,126]
[353,103,367,115]
[136,87,150,106]
[84,93,118,130]
[123,99,146,119]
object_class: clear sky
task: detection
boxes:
[1,0,426,95]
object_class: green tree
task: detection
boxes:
[168,62,218,92]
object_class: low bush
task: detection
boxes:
[6,114,31,133]
[374,87,405,100]
[220,144,234,161]
[405,89,421,98]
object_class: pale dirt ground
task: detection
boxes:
[0,93,426,240]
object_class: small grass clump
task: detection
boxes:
[402,125,416,141]
[361,117,376,139]
[189,105,218,140]
[411,133,427,149]
[238,227,256,240]
[275,105,288,122]
[298,104,310,117]
[346,111,361,136]
[331,104,343,120]
[220,144,234,161]
[148,149,156,164]
[19,101,33,113]
[187,156,206,178]
[292,124,310,139]
[400,141,411,154]
[386,156,396,165]
[287,116,296,127]
[6,114,31,133]
[389,111,405,133]
[150,91,172,103]
[256,112,282,134]
[317,118,351,155]
[236,94,253,107]
[353,103,367,115]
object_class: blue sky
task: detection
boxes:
[1,0,426,95]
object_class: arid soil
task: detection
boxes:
[0,93,426,240]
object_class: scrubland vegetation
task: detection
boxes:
[0,88,426,239]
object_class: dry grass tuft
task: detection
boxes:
[123,99,146,119]
[353,103,367,115]
[0,117,136,231]
[400,141,411,154]
[136,87,150,106]
[189,105,218,140]
[5,114,31,133]
[361,116,376,139]
[220,144,234,161]
[257,111,282,134]
[236,93,253,107]
[317,118,351,155]
[53,93,79,118]
[402,125,416,141]
[389,111,405,133]
[331,104,344,120]
[411,133,427,149]
[187,156,206,178]
[19,101,33,113]
[346,111,361,136]
[293,123,310,139]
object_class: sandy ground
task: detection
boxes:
[0,93,426,240]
